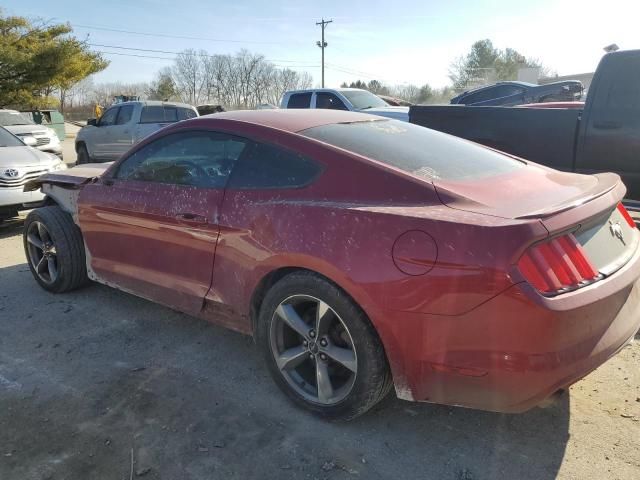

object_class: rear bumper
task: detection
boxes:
[380,241,640,412]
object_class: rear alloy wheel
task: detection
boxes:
[259,272,392,420]
[270,295,358,405]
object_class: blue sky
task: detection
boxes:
[3,0,639,88]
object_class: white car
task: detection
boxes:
[0,109,63,158]
[0,127,66,221]
[280,88,410,121]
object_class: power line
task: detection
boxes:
[87,43,310,64]
[96,51,174,60]
[72,23,289,45]
[94,49,320,68]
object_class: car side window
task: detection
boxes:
[99,107,119,126]
[115,105,134,125]
[178,107,198,120]
[462,88,496,104]
[163,107,178,122]
[316,93,348,110]
[287,93,312,109]
[493,85,524,97]
[227,142,322,189]
[115,131,249,189]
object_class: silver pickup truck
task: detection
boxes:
[75,101,198,163]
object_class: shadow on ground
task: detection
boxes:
[0,257,571,480]
[0,217,24,239]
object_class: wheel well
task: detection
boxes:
[249,266,372,338]
[43,196,59,207]
[249,266,394,389]
[250,267,305,336]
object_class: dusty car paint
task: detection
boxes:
[30,110,640,412]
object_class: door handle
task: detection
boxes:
[175,213,208,225]
[593,120,622,130]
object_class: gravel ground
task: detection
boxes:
[0,213,639,480]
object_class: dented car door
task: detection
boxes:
[77,130,249,315]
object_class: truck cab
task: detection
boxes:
[76,101,198,163]
[281,88,409,122]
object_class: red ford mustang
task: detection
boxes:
[24,110,640,420]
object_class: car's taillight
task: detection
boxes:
[517,233,600,295]
[617,203,636,228]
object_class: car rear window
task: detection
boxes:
[300,119,524,181]
[228,142,321,189]
[140,105,195,123]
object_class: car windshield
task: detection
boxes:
[340,90,389,110]
[0,127,25,147]
[0,111,34,126]
[301,119,524,181]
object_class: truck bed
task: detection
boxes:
[409,105,581,171]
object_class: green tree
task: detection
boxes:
[347,80,368,89]
[148,68,178,101]
[449,39,542,91]
[418,84,434,103]
[0,11,108,108]
[367,80,389,96]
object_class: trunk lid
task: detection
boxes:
[437,163,639,281]
[573,204,638,276]
[436,165,639,278]
[434,165,619,220]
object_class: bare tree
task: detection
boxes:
[152,48,314,109]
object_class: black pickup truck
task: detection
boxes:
[410,50,640,202]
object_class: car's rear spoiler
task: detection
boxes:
[23,163,112,192]
[515,173,622,220]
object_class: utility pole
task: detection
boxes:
[316,18,333,88]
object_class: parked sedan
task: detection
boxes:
[451,80,583,106]
[0,126,66,221]
[24,110,640,420]
[0,109,63,158]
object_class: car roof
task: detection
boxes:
[458,81,535,96]
[192,109,381,133]
[285,88,368,95]
[109,100,195,109]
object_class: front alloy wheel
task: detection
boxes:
[23,206,89,293]
[26,221,59,285]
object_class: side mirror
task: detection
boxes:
[87,118,97,126]
[23,136,37,147]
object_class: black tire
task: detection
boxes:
[257,271,393,420]
[23,206,89,293]
[76,143,90,165]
